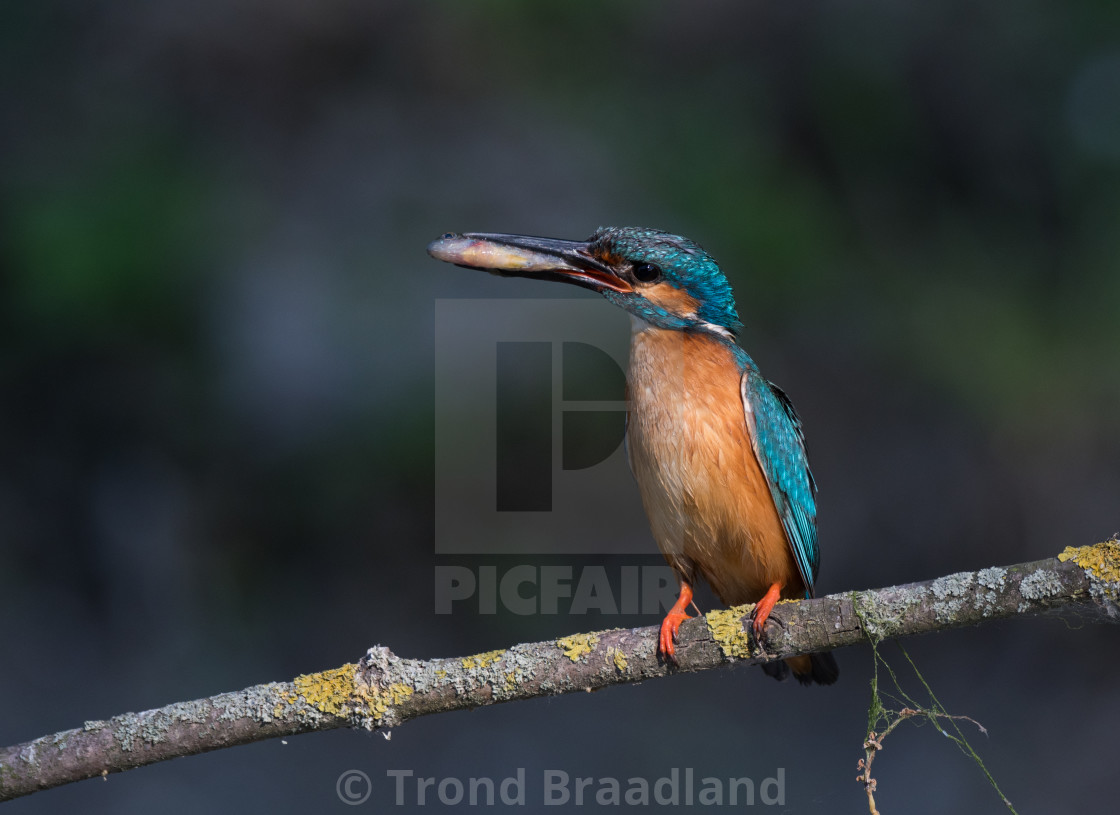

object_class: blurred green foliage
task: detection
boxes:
[9,148,207,346]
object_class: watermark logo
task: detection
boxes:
[434,299,648,556]
[336,769,372,805]
[342,767,786,807]
[434,563,678,615]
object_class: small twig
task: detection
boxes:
[857,707,989,814]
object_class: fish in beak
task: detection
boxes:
[427,232,632,294]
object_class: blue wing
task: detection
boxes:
[740,370,819,597]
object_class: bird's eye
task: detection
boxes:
[632,262,661,283]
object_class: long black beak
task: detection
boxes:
[427,232,632,294]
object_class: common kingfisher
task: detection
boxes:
[428,227,838,686]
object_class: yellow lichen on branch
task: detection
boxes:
[1058,539,1120,584]
[557,633,599,662]
[706,605,753,658]
[356,682,413,723]
[607,647,628,672]
[278,664,414,725]
[461,650,505,670]
[285,664,358,716]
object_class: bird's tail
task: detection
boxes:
[761,652,839,686]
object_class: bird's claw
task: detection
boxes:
[658,611,691,662]
[751,614,765,640]
[751,582,783,642]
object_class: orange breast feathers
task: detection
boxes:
[625,324,804,606]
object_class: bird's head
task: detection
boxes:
[428,226,741,338]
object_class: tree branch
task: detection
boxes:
[2,541,1118,801]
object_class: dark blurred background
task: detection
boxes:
[2,0,1118,812]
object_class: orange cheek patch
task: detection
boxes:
[594,250,625,267]
[642,283,701,317]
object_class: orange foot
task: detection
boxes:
[751,581,783,639]
[658,581,694,662]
